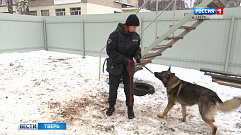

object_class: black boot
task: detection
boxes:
[127,106,135,119]
[106,105,115,116]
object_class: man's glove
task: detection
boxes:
[135,56,141,63]
[122,57,133,65]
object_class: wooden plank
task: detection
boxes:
[201,68,241,88]
[212,78,241,88]
[181,26,196,30]
[152,45,172,51]
[143,53,162,59]
[205,73,241,83]
[170,25,196,30]
[165,36,183,40]
[200,68,241,77]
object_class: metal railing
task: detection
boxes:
[98,0,177,81]
[138,0,175,36]
[135,0,152,15]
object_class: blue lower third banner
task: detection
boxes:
[18,123,66,130]
[38,123,66,130]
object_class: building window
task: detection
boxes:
[124,0,130,4]
[56,8,65,16]
[1,0,17,5]
[41,10,49,16]
[70,7,81,15]
[1,0,6,5]
[29,11,37,16]
[114,11,121,13]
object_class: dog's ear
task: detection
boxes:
[170,73,175,78]
[168,66,171,72]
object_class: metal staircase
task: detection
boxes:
[98,0,232,81]
[135,0,231,71]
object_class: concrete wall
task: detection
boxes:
[1,7,241,74]
[0,13,45,52]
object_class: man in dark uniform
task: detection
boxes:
[106,14,141,119]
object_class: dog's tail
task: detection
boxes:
[217,97,241,113]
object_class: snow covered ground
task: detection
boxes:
[0,50,240,135]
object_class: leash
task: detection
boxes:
[128,60,135,106]
[103,58,154,75]
[102,58,109,73]
[175,82,183,102]
[139,63,154,74]
[167,80,183,103]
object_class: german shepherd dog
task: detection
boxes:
[154,67,241,135]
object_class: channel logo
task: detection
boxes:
[18,123,66,130]
[194,7,223,15]
[193,7,223,19]
[18,123,38,130]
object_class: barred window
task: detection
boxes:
[30,11,37,16]
[70,7,81,15]
[1,0,17,5]
[124,0,130,4]
[41,10,49,16]
[56,8,65,16]
[1,0,6,5]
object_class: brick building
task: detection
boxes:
[0,0,141,16]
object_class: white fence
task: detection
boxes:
[0,7,241,74]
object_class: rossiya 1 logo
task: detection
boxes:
[194,7,223,15]
[193,7,223,19]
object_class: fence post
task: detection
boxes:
[140,18,143,50]
[155,0,158,39]
[81,20,85,57]
[224,16,235,71]
[99,46,106,81]
[43,21,48,51]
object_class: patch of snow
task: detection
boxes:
[0,51,240,134]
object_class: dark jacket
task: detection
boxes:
[106,23,141,76]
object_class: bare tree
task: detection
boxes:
[138,0,145,7]
[138,0,186,11]
[16,0,29,15]
[226,0,241,7]
[6,0,14,14]
[193,0,202,7]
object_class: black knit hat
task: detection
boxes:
[125,14,139,26]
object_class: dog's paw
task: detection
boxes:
[157,114,165,118]
[179,118,186,122]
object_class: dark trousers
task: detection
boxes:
[108,66,134,107]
